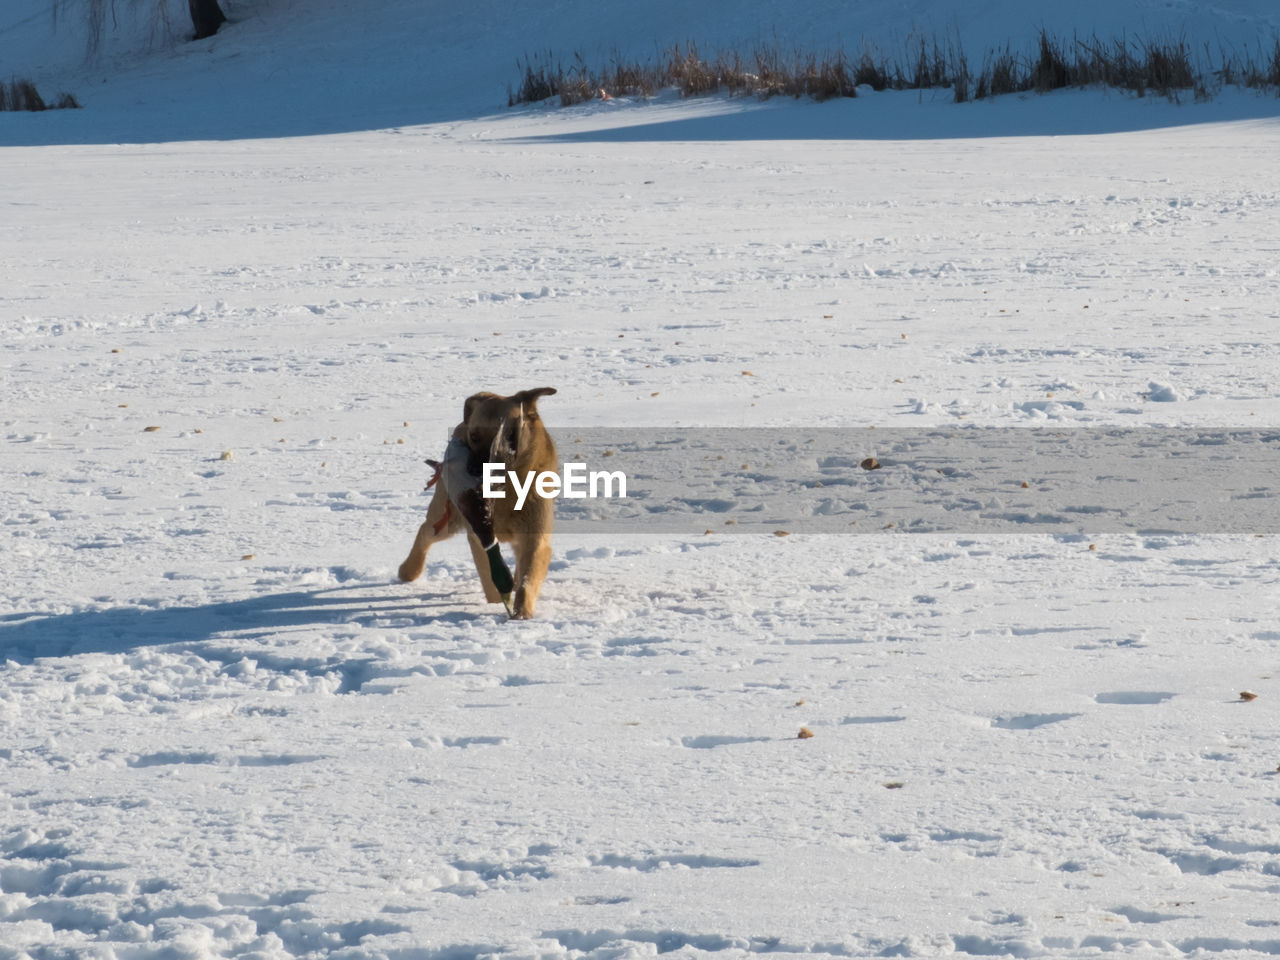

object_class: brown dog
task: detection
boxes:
[398,387,557,619]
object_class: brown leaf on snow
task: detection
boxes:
[1240,691,1258,702]
[797,727,815,739]
[861,457,881,470]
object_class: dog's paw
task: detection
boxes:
[509,587,536,620]
[397,559,424,582]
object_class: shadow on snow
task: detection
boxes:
[500,89,1280,145]
[0,584,489,662]
[3,83,1279,146]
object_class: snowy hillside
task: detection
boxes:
[3,0,1280,958]
[3,0,1280,141]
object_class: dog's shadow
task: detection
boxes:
[0,584,491,663]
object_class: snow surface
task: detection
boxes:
[3,0,1280,957]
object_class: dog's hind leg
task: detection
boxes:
[510,534,552,619]
[398,485,455,582]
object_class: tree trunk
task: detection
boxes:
[189,0,226,40]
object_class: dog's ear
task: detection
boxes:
[511,387,557,411]
[463,391,501,425]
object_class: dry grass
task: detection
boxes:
[3,79,45,111]
[509,29,1280,108]
[0,78,81,112]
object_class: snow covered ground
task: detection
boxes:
[4,0,1280,957]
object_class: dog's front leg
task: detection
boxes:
[398,484,454,582]
[510,534,552,619]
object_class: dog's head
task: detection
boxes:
[461,387,557,469]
